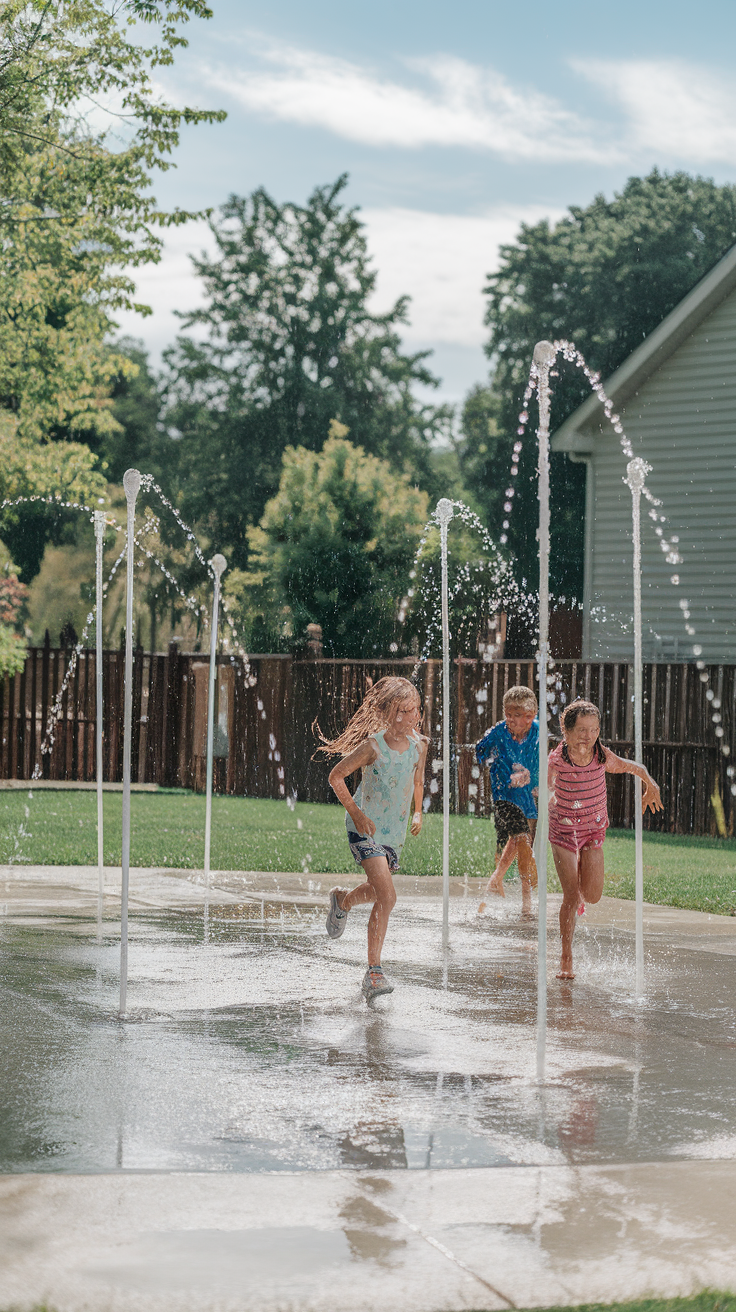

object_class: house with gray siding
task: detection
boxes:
[552,242,736,662]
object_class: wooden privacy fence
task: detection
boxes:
[1,642,734,836]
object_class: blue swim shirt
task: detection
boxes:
[475,718,539,818]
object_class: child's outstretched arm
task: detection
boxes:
[329,740,379,836]
[410,734,430,836]
[603,748,663,814]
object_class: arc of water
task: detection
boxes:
[119,468,141,1019]
[142,476,212,576]
[30,520,151,783]
[141,476,255,679]
[411,500,523,674]
[554,342,732,772]
[505,338,732,764]
[532,340,556,1083]
[0,493,103,517]
[436,498,454,950]
[625,458,651,998]
[94,510,106,928]
[204,554,227,888]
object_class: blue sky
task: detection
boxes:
[116,0,736,405]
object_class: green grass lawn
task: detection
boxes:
[2,790,736,916]
[6,1290,734,1312]
[10,1295,736,1312]
[512,1298,736,1312]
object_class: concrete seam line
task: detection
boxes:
[361,1190,516,1308]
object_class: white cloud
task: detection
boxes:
[112,204,559,372]
[206,43,607,162]
[362,204,561,347]
[198,42,736,170]
[572,58,736,163]
[112,220,216,359]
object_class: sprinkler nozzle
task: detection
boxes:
[625,457,652,494]
[532,340,556,368]
[123,468,141,503]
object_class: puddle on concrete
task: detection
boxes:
[1,897,736,1173]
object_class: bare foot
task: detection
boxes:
[521,882,532,916]
[477,900,487,915]
[556,955,575,980]
[488,874,505,899]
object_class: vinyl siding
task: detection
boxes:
[583,286,736,661]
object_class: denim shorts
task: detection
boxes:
[347,831,400,872]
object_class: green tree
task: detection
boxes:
[463,170,736,593]
[455,386,508,534]
[159,176,451,569]
[105,339,163,483]
[0,409,109,580]
[225,431,429,658]
[0,0,225,576]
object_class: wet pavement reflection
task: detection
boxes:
[2,886,736,1174]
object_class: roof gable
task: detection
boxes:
[552,241,736,452]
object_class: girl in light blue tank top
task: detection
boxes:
[347,727,421,856]
[315,676,429,1003]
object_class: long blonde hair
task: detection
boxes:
[314,675,420,757]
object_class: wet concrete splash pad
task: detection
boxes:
[3,867,736,1173]
[2,866,736,1308]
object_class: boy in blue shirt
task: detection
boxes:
[475,685,539,914]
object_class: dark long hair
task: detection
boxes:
[559,699,606,765]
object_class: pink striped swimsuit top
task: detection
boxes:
[548,741,609,850]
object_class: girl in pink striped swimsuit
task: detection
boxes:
[549,699,662,980]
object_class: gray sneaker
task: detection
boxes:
[362,966,394,1002]
[326,888,349,939]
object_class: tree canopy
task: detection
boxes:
[0,0,224,576]
[460,170,736,593]
[158,177,451,570]
[225,429,429,658]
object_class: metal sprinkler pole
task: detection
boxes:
[119,469,141,1018]
[436,498,454,950]
[204,554,227,887]
[625,457,650,998]
[533,340,556,1083]
[94,510,106,927]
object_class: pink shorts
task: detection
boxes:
[549,825,607,855]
